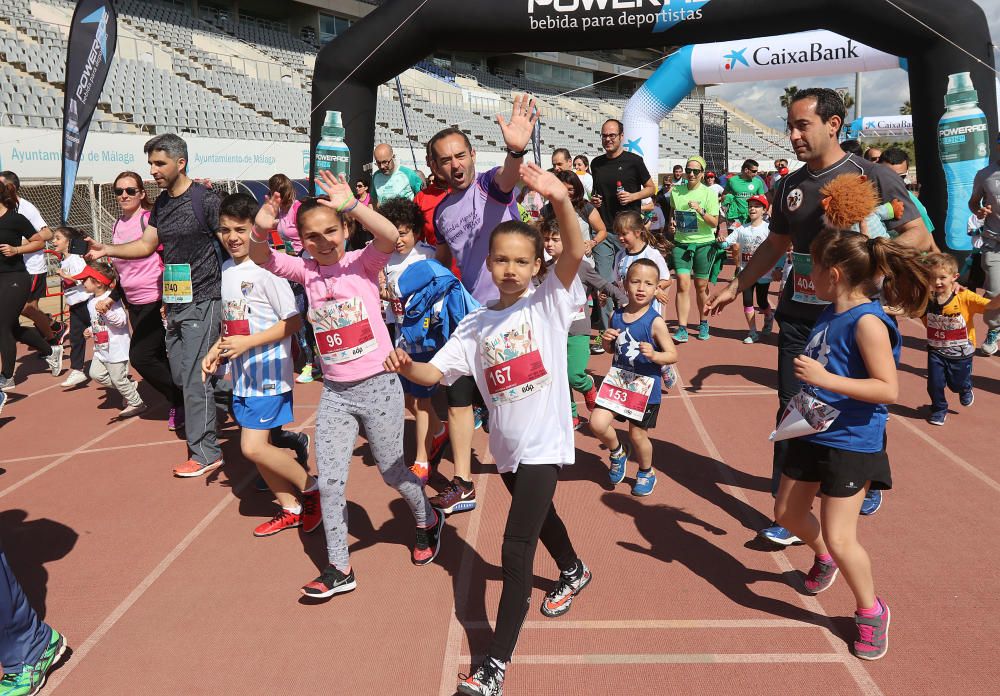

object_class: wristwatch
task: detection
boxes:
[506,148,529,159]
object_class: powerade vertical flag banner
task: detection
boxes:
[61,0,117,224]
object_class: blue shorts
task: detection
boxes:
[233,392,294,430]
[400,351,438,399]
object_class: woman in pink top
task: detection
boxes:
[250,171,444,599]
[109,171,182,424]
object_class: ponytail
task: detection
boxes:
[613,210,672,258]
[0,182,18,212]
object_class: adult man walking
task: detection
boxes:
[372,143,423,203]
[89,134,224,478]
[723,159,767,224]
[969,134,1000,354]
[707,88,931,544]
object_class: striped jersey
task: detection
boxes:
[220,258,297,398]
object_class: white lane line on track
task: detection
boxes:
[673,368,885,696]
[460,652,844,665]
[889,416,1000,494]
[463,618,821,630]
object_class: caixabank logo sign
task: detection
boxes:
[527,0,711,34]
[723,37,863,72]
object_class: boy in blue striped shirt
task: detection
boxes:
[201,193,320,538]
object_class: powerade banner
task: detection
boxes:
[61,0,117,224]
[526,0,712,34]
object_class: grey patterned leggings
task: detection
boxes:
[316,372,432,570]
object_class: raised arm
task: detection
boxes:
[521,163,583,288]
[250,192,281,266]
[494,94,540,195]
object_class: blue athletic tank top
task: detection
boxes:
[611,306,662,405]
[802,300,900,453]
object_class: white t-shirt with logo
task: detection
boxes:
[87,291,131,363]
[384,241,436,326]
[61,255,91,306]
[220,258,298,398]
[723,220,773,282]
[17,197,48,275]
[430,271,585,472]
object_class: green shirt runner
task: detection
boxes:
[724,175,766,223]
[670,183,720,245]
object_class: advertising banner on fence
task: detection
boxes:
[61,0,117,223]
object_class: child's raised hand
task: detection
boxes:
[520,162,566,204]
[654,288,670,305]
[315,171,356,212]
[255,191,282,232]
[383,347,412,374]
[639,342,656,359]
[793,354,828,387]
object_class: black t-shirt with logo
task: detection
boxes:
[0,209,35,273]
[148,184,222,303]
[591,151,651,247]
[770,153,919,323]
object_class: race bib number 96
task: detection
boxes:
[311,297,377,365]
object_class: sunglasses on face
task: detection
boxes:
[114,187,139,196]
[685,168,703,175]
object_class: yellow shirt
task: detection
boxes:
[921,289,991,358]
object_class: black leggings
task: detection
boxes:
[1,272,51,379]
[741,283,771,311]
[67,302,90,371]
[127,300,182,406]
[490,464,578,662]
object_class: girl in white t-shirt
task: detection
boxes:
[613,211,672,318]
[385,164,590,696]
[53,227,93,387]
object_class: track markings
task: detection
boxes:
[460,652,844,665]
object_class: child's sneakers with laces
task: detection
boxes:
[0,627,66,696]
[253,508,301,537]
[60,369,86,388]
[540,560,592,617]
[743,329,758,344]
[631,468,656,496]
[412,507,444,565]
[295,365,315,383]
[761,313,774,336]
[982,327,999,356]
[301,488,322,533]
[854,597,891,660]
[673,326,689,343]
[697,320,710,341]
[458,657,506,696]
[608,443,629,485]
[803,555,839,593]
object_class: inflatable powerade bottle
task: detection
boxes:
[314,110,350,195]
[938,72,989,251]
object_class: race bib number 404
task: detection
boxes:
[596,366,654,421]
[311,296,377,365]
[482,322,550,405]
[163,264,193,304]
[791,252,830,306]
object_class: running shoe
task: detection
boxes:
[167,406,184,431]
[960,390,975,407]
[173,457,223,478]
[458,658,506,696]
[673,326,689,343]
[583,383,598,411]
[609,443,629,485]
[430,478,477,514]
[119,403,147,419]
[590,335,605,355]
[473,405,490,433]
[697,320,710,341]
[429,424,449,466]
[295,365,315,383]
[253,508,302,537]
[743,330,758,344]
[60,369,86,388]
[540,560,592,618]
[412,507,445,566]
[572,415,584,431]
[759,524,801,546]
[761,313,774,336]
[632,468,656,496]
[0,391,6,418]
[0,376,14,393]
[803,556,839,594]
[982,328,1000,356]
[860,489,882,516]
[45,345,64,377]
[291,432,310,468]
[51,320,69,345]
[0,628,66,696]
[928,410,947,426]
[301,565,356,599]
[301,488,322,533]
[253,475,270,492]
[853,597,891,660]
[410,461,430,486]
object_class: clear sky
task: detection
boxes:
[705,0,999,128]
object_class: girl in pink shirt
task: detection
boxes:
[250,171,444,599]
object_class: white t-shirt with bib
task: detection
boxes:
[86,291,131,363]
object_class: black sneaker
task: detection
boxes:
[301,565,356,598]
[412,507,445,566]
[291,432,310,468]
[458,658,506,696]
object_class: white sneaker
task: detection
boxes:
[60,369,87,388]
[0,376,14,393]
[46,345,64,376]
[982,328,999,356]
[119,403,148,418]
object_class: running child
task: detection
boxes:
[920,252,1000,426]
[200,192,318,535]
[540,215,627,429]
[721,194,779,343]
[613,210,671,317]
[53,227,92,387]
[773,229,931,661]
[250,171,444,598]
[589,259,678,496]
[378,197,449,484]
[73,260,146,418]
[384,163,591,696]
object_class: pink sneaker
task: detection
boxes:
[168,406,184,431]
[803,556,839,594]
[854,597,890,660]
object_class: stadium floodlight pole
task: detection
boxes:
[394,76,420,171]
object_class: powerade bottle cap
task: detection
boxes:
[322,110,345,138]
[944,72,978,108]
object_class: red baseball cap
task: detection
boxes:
[73,265,113,286]
[779,167,789,176]
[747,194,769,208]
[706,171,716,177]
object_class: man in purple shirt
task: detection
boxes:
[427,94,539,515]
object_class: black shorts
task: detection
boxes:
[26,273,47,302]
[614,402,660,430]
[782,438,892,498]
[446,374,485,408]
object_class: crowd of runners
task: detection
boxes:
[2,86,1000,696]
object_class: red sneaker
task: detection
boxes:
[429,423,450,465]
[301,489,322,533]
[253,509,301,537]
[173,458,223,478]
[584,384,598,411]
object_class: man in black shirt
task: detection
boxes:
[707,88,931,543]
[590,119,655,334]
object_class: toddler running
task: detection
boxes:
[53,227,92,387]
[721,194,779,343]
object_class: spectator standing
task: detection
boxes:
[372,143,423,203]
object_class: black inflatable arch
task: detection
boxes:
[312,0,996,243]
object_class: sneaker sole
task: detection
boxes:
[301,578,357,599]
[31,633,67,696]
[413,508,445,566]
[253,521,302,537]
[805,567,839,594]
[541,571,592,617]
[435,497,477,515]
[928,418,946,426]
[759,531,802,546]
[173,461,224,478]
[631,476,656,496]
[855,604,890,661]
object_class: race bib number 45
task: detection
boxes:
[311,297,377,364]
[926,313,969,349]
[482,322,550,405]
[596,366,654,420]
[163,264,193,304]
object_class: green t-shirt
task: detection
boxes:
[373,166,423,202]
[724,175,766,223]
[670,183,720,244]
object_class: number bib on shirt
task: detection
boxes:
[770,389,841,442]
[740,251,754,266]
[926,313,969,349]
[674,210,698,234]
[482,322,550,405]
[311,296,377,364]
[390,296,404,321]
[222,299,251,337]
[596,366,654,420]
[91,320,109,348]
[791,253,829,306]
[162,264,193,304]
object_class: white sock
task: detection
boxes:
[284,505,302,515]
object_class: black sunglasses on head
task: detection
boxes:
[114,187,140,196]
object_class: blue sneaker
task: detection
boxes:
[982,327,999,356]
[759,524,801,546]
[473,406,490,433]
[697,320,710,341]
[928,410,947,426]
[632,468,656,496]
[608,444,629,485]
[860,489,882,516]
[673,326,689,343]
[960,390,974,407]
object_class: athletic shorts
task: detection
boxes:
[782,438,892,498]
[446,374,485,408]
[672,242,716,279]
[233,391,294,430]
[400,351,438,399]
[614,402,660,430]
[27,273,47,302]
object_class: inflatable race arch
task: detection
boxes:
[312,0,997,252]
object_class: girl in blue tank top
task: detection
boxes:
[589,258,677,497]
[773,229,930,663]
